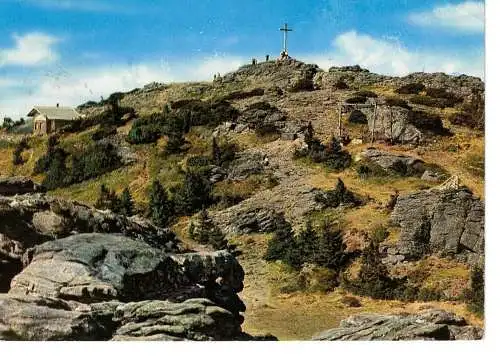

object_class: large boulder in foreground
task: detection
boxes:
[112,298,242,341]
[0,193,178,292]
[0,294,245,341]
[389,188,484,264]
[10,234,245,315]
[0,233,250,341]
[313,309,483,341]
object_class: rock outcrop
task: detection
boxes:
[0,233,249,341]
[313,309,483,340]
[0,177,43,196]
[389,188,484,264]
[360,148,426,176]
[227,150,269,181]
[359,148,446,180]
[0,193,178,292]
[223,60,320,93]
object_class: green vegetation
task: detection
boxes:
[396,83,425,95]
[295,123,351,171]
[12,138,29,166]
[314,178,362,208]
[148,180,175,227]
[33,135,122,190]
[464,265,484,317]
[188,208,228,250]
[384,96,411,109]
[264,216,348,274]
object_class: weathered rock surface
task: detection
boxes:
[389,188,484,264]
[314,66,483,102]
[10,234,244,313]
[112,298,242,341]
[227,150,269,181]
[223,60,320,93]
[0,293,246,341]
[0,294,117,340]
[0,177,43,196]
[360,148,426,176]
[0,194,178,292]
[0,233,250,341]
[313,309,483,341]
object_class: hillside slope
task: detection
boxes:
[0,59,484,339]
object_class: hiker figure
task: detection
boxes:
[266,54,270,61]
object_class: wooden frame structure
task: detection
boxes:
[337,102,378,143]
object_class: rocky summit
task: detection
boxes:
[0,58,485,341]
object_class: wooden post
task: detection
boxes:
[389,108,393,144]
[371,103,377,144]
[338,103,342,138]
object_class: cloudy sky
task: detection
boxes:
[0,0,485,120]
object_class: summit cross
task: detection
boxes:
[280,23,293,54]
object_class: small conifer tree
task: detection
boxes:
[264,214,295,262]
[191,208,227,250]
[120,187,135,216]
[148,180,174,227]
[464,264,484,317]
[212,137,222,165]
[287,220,319,269]
[95,184,120,212]
[313,221,347,270]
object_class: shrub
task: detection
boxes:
[345,96,367,104]
[148,180,175,227]
[355,159,387,179]
[187,155,212,168]
[69,142,122,184]
[94,184,120,212]
[221,88,265,101]
[12,138,29,166]
[91,126,117,141]
[458,91,484,130]
[126,114,165,144]
[171,99,239,128]
[385,97,411,109]
[120,187,135,216]
[264,214,295,262]
[41,149,70,190]
[464,265,484,317]
[312,221,347,270]
[396,83,425,95]
[448,112,475,128]
[173,169,213,215]
[189,208,228,250]
[409,110,445,134]
[295,127,352,172]
[353,90,378,98]
[342,231,415,301]
[33,135,60,175]
[314,178,361,208]
[334,80,349,90]
[265,216,348,273]
[348,110,368,124]
[410,95,443,108]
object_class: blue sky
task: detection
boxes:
[0,0,485,119]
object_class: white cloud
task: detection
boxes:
[0,55,245,119]
[301,30,484,78]
[0,32,60,67]
[408,1,484,33]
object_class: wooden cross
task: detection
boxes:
[280,23,293,53]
